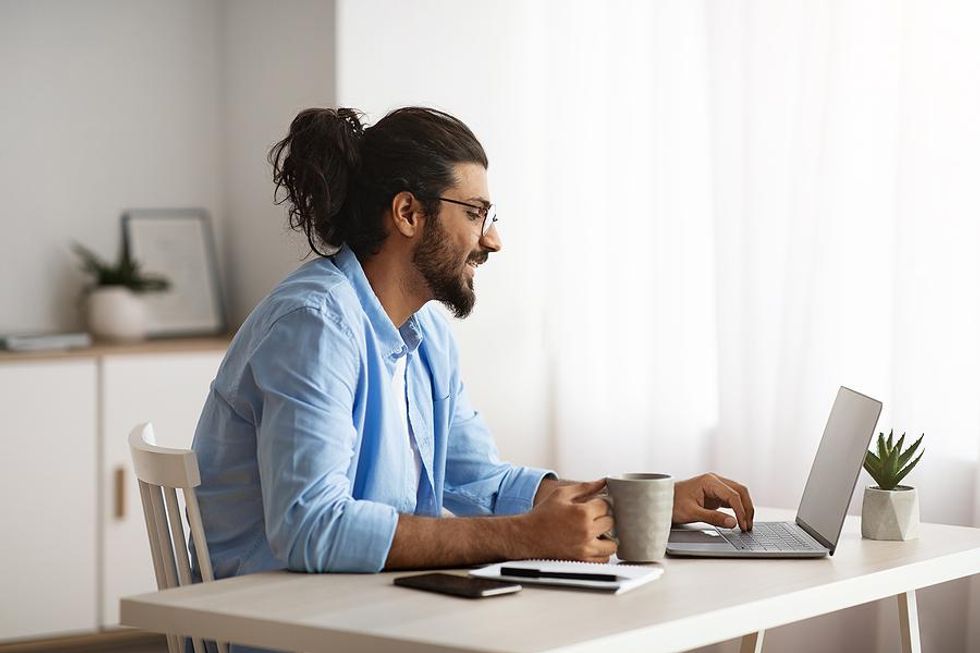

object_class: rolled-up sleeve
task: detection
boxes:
[249,306,398,572]
[443,379,556,516]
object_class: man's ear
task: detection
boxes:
[390,191,423,238]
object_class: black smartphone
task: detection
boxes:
[393,572,522,598]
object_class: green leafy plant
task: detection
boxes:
[72,243,170,293]
[863,430,924,491]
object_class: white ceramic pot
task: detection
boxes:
[861,486,919,541]
[86,287,148,342]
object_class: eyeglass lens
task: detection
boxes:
[482,205,497,237]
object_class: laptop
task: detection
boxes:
[666,386,882,558]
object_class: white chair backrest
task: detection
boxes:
[128,422,227,653]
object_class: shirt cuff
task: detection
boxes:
[494,467,558,515]
[315,499,399,573]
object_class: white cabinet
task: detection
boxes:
[100,351,223,626]
[0,339,227,643]
[0,360,98,640]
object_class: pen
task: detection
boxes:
[500,567,619,582]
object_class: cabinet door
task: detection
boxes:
[0,360,98,640]
[100,351,224,627]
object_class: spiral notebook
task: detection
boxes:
[469,559,663,595]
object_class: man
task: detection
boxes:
[192,106,753,581]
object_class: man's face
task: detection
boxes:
[412,162,500,318]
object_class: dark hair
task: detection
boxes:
[268,106,488,258]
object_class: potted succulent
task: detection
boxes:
[861,431,925,541]
[73,243,170,342]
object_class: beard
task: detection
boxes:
[412,216,484,319]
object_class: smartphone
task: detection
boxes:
[393,572,522,598]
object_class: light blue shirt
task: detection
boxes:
[191,245,554,579]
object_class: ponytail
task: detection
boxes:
[269,107,364,257]
[270,106,488,258]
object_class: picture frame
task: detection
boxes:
[122,208,225,337]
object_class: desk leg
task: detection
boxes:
[739,630,764,653]
[897,590,922,653]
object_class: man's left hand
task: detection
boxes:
[672,473,755,531]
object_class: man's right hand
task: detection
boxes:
[385,479,616,570]
[519,479,616,563]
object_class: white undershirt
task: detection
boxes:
[391,354,422,493]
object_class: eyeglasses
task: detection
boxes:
[424,196,498,237]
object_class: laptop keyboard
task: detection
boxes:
[719,521,824,552]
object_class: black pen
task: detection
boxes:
[500,567,619,582]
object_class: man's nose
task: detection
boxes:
[480,223,502,253]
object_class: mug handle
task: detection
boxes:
[599,494,617,543]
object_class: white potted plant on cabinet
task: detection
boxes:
[73,243,170,342]
[861,430,925,541]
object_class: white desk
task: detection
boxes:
[120,508,980,653]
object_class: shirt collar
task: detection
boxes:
[332,245,423,358]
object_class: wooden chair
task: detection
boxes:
[128,422,229,653]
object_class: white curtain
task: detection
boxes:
[519,1,980,651]
[522,0,720,483]
[337,1,980,650]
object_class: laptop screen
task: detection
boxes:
[796,387,882,551]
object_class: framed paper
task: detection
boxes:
[122,209,225,337]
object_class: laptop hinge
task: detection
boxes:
[795,516,836,554]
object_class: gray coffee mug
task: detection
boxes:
[603,473,674,562]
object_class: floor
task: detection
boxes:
[0,633,168,653]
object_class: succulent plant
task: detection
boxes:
[73,243,170,293]
[863,430,924,491]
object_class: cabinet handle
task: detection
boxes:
[114,466,126,520]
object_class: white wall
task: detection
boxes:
[0,0,223,333]
[335,0,553,469]
[0,0,335,333]
[219,0,335,326]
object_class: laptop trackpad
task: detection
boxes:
[669,527,723,544]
